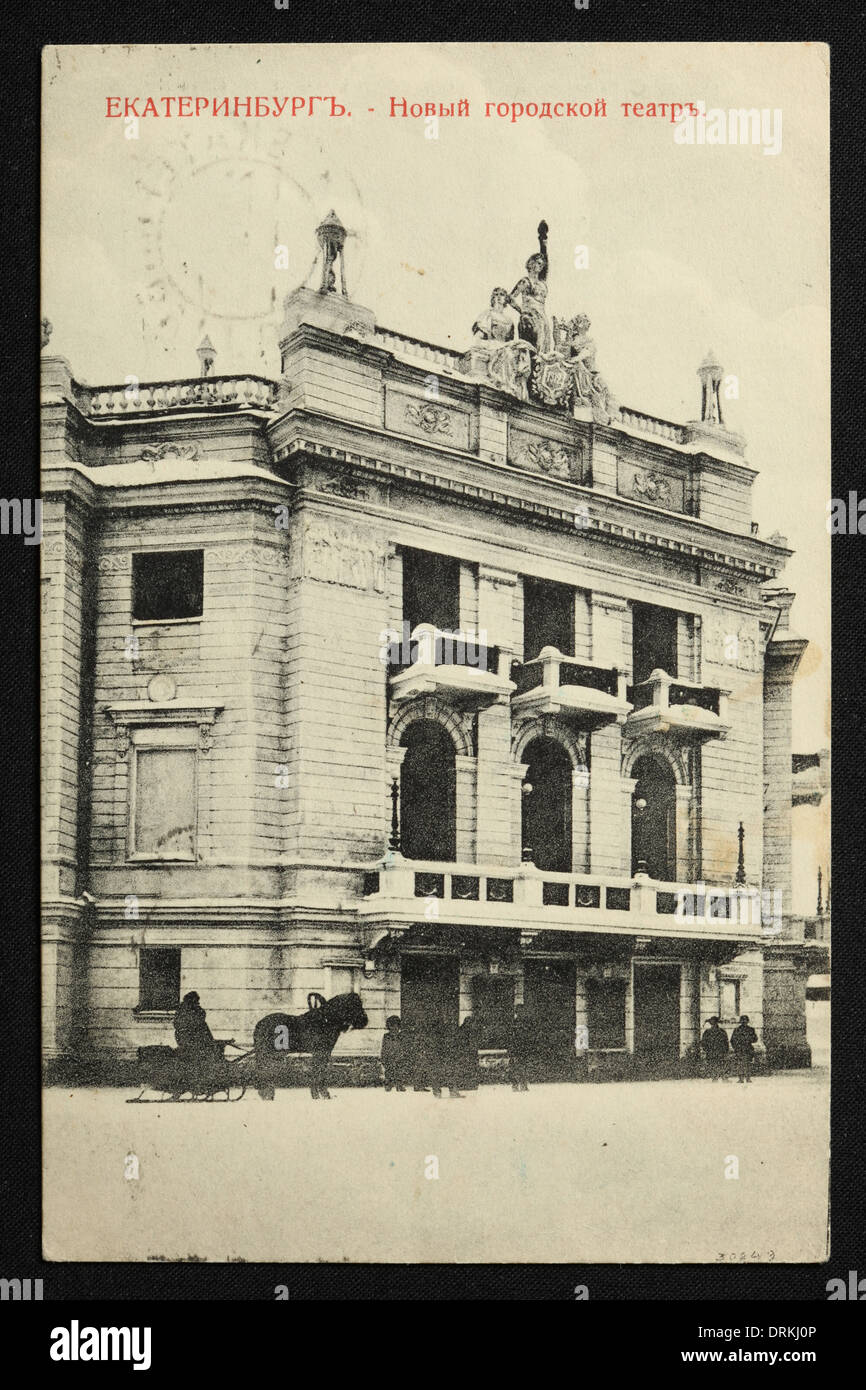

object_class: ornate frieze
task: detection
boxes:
[617,458,685,513]
[207,544,288,569]
[404,401,453,436]
[384,386,471,450]
[703,570,750,597]
[508,428,585,482]
[319,465,368,500]
[303,515,386,593]
[98,552,132,574]
[279,441,782,583]
[703,618,761,672]
[137,442,199,462]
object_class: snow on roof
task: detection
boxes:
[45,457,285,489]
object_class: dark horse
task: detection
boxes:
[253,992,368,1100]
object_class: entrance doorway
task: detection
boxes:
[632,962,681,1073]
[523,958,577,1078]
[522,736,572,872]
[400,954,460,1036]
[471,974,515,1050]
[400,720,456,861]
[631,755,677,880]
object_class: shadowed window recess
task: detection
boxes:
[137,947,181,1012]
[132,549,204,621]
[399,720,457,861]
[631,753,676,880]
[631,601,677,684]
[402,546,460,634]
[522,575,574,660]
[586,977,627,1049]
[522,735,572,872]
[471,974,516,1049]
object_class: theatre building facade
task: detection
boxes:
[41,216,813,1079]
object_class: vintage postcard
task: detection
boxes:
[41,41,829,1264]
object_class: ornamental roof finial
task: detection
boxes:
[316,209,348,297]
[698,349,725,425]
[197,336,216,377]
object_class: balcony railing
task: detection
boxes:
[374,326,465,373]
[73,375,282,417]
[389,626,501,676]
[511,647,631,728]
[624,670,730,741]
[617,407,689,445]
[388,623,515,709]
[357,857,765,944]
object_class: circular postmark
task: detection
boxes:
[133,125,368,346]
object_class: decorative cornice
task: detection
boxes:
[276,437,782,581]
[105,701,224,759]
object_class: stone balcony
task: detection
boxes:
[511,648,631,728]
[624,670,730,742]
[356,857,766,953]
[387,624,515,710]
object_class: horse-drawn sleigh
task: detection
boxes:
[128,991,369,1103]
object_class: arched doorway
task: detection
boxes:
[400,720,456,861]
[522,736,572,873]
[631,754,677,880]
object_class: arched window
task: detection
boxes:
[400,720,456,861]
[522,735,573,873]
[631,754,677,880]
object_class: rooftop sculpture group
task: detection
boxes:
[464,221,616,423]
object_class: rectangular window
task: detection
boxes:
[632,601,678,684]
[586,977,627,1049]
[523,576,574,660]
[402,547,460,634]
[720,980,741,1020]
[132,746,197,859]
[138,947,181,1012]
[132,550,204,622]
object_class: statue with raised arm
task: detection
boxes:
[508,221,551,354]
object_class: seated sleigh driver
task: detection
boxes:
[173,991,223,1065]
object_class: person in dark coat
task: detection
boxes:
[381,1015,406,1092]
[457,1015,480,1092]
[417,1027,440,1094]
[701,1016,730,1080]
[509,1004,533,1092]
[430,1022,465,1099]
[402,1025,428,1091]
[730,1014,759,1083]
[174,991,220,1060]
[173,991,223,1089]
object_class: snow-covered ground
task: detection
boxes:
[43,1069,829,1265]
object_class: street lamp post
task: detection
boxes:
[735,821,747,886]
[388,777,402,854]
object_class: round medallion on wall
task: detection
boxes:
[147,674,177,703]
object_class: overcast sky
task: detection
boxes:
[43,41,829,794]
